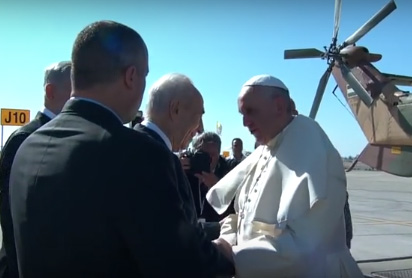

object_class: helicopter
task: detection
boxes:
[283,0,412,178]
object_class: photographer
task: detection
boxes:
[182,132,234,223]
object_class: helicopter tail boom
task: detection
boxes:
[382,73,412,87]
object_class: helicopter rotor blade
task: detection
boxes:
[343,0,396,46]
[309,66,333,119]
[284,48,325,59]
[340,63,374,107]
[333,0,342,40]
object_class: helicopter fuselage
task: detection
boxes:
[331,56,412,146]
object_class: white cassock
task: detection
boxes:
[207,115,363,278]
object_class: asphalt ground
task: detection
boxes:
[347,171,412,277]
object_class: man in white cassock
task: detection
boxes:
[207,74,364,278]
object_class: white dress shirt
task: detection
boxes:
[140,120,172,151]
[41,107,56,119]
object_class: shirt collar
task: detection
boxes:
[41,107,57,119]
[70,97,123,124]
[141,120,172,151]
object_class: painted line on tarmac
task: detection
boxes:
[353,215,412,227]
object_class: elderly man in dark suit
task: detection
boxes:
[0,61,71,278]
[133,73,225,241]
[9,21,234,278]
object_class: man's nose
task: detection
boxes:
[197,119,204,134]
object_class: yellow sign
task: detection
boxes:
[222,151,230,158]
[391,146,401,155]
[1,109,30,126]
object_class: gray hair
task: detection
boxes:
[43,61,72,86]
[146,73,195,118]
[192,132,221,153]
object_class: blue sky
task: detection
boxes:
[0,0,411,156]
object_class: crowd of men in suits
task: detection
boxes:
[0,20,239,277]
[0,19,356,278]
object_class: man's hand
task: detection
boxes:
[213,238,234,262]
[179,156,191,171]
[195,171,219,188]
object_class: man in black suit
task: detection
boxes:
[226,138,246,171]
[9,21,234,278]
[0,61,72,278]
[133,73,222,240]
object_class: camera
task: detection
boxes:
[182,150,211,175]
[130,111,144,127]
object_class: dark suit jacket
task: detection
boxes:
[0,111,51,278]
[9,99,234,278]
[133,124,221,241]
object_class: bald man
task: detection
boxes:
[0,61,72,278]
[206,74,363,277]
[135,73,204,151]
[133,73,234,276]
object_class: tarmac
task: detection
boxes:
[347,171,412,277]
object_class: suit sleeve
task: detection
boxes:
[112,145,234,278]
[199,222,221,241]
[0,133,29,193]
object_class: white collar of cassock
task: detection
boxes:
[141,120,173,151]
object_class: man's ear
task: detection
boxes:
[169,99,180,120]
[275,97,288,115]
[124,65,137,89]
[45,84,55,100]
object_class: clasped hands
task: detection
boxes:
[213,237,236,278]
[213,237,234,262]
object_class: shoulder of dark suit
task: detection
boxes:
[113,126,173,160]
[15,116,45,135]
[3,116,45,145]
